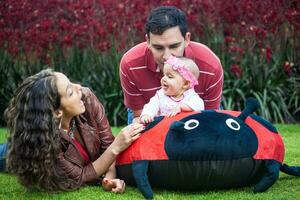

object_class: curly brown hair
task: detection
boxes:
[4,69,78,191]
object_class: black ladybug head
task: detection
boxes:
[165,111,258,161]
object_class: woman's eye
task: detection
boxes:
[68,87,73,96]
[225,118,240,131]
[184,119,199,130]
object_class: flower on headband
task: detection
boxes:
[165,56,199,88]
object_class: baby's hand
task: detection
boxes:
[167,106,181,117]
[140,115,154,124]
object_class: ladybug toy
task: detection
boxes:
[116,98,300,199]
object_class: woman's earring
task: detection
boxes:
[59,116,63,129]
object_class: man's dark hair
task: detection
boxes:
[145,6,188,37]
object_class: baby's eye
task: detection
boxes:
[225,118,240,131]
[184,119,199,130]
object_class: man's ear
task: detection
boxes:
[184,32,191,47]
[145,34,150,45]
[54,109,63,119]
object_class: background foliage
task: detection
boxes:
[0,0,299,126]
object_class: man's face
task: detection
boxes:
[147,26,190,71]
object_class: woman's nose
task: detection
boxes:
[74,83,82,92]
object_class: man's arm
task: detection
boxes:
[119,56,146,111]
[203,63,223,110]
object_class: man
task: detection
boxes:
[120,6,223,124]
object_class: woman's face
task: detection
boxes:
[55,72,85,118]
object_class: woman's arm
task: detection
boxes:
[101,162,125,193]
[92,124,143,176]
[58,88,144,190]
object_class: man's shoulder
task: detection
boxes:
[186,41,222,72]
[188,41,216,54]
[121,42,149,66]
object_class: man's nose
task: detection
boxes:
[163,49,172,61]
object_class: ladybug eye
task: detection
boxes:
[184,119,199,130]
[225,118,240,131]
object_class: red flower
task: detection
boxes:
[285,8,300,29]
[63,34,72,46]
[40,19,53,31]
[265,46,272,63]
[44,53,51,65]
[230,64,243,78]
[249,25,267,39]
[283,61,292,76]
[59,19,70,30]
[229,45,244,55]
[224,36,235,43]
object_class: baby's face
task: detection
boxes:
[161,64,188,98]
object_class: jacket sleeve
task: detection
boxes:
[57,149,99,187]
[83,88,115,154]
[57,88,114,187]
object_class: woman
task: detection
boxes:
[4,69,144,193]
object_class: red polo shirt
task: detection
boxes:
[119,41,223,111]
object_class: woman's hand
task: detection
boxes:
[102,177,125,193]
[110,123,144,155]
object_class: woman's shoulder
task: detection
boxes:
[82,87,92,99]
[82,87,102,105]
[81,87,105,119]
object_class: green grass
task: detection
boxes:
[0,125,300,200]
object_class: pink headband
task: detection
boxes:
[165,56,199,88]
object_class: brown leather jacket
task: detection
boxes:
[58,87,114,187]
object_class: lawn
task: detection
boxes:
[0,125,300,200]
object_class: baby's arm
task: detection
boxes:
[182,92,205,111]
[180,103,193,112]
[139,93,160,124]
[167,103,192,117]
[140,115,154,124]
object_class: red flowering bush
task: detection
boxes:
[0,0,299,124]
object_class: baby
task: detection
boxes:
[140,55,204,124]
